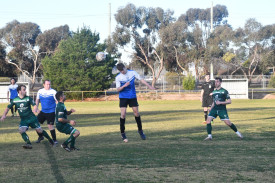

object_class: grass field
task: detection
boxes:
[0,100,275,183]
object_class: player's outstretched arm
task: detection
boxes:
[1,108,10,121]
[67,109,76,115]
[140,79,156,90]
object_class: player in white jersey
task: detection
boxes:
[35,80,58,144]
[7,78,18,117]
[115,63,155,142]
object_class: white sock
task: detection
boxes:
[236,131,241,136]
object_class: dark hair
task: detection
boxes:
[215,77,222,82]
[55,91,64,101]
[17,85,26,93]
[43,79,51,84]
[205,72,210,76]
[116,63,125,71]
[10,78,16,83]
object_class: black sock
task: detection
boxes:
[135,116,142,131]
[207,123,212,134]
[50,129,57,141]
[120,118,125,133]
[230,123,238,132]
[204,111,208,121]
[37,131,43,138]
[11,107,14,114]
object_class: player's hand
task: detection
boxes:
[148,85,156,90]
[209,93,213,96]
[70,109,76,113]
[70,120,76,126]
[124,82,130,87]
[215,101,221,105]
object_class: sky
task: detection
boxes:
[1,0,275,62]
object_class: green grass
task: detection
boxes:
[0,100,275,183]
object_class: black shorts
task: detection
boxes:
[202,96,213,107]
[37,111,55,125]
[119,98,139,108]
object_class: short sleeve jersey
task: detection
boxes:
[202,81,214,98]
[115,70,142,99]
[55,102,67,126]
[37,88,57,113]
[212,88,230,110]
[7,96,36,120]
[8,84,18,99]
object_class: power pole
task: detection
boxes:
[109,3,111,39]
[210,1,214,80]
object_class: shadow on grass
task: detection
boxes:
[43,142,65,183]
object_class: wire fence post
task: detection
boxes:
[155,90,158,100]
[252,89,253,100]
[105,90,107,101]
[82,91,84,102]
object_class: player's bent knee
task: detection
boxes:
[36,128,43,134]
[18,127,28,134]
[74,130,80,137]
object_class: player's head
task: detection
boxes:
[17,85,26,96]
[10,78,16,84]
[205,72,210,81]
[215,77,222,88]
[116,63,127,74]
[56,91,66,102]
[43,80,51,90]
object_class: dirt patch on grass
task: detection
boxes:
[263,93,275,99]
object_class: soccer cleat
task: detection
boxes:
[204,136,212,141]
[70,147,80,151]
[54,140,58,145]
[48,139,56,147]
[22,144,32,149]
[237,133,243,139]
[35,136,44,143]
[61,144,71,152]
[121,133,128,143]
[138,130,146,140]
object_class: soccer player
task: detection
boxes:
[7,78,18,117]
[55,91,80,152]
[116,63,155,142]
[0,85,54,149]
[200,73,214,124]
[35,80,58,144]
[204,77,243,140]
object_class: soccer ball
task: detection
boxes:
[96,52,106,61]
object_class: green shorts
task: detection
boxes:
[208,108,229,120]
[19,115,41,129]
[56,123,76,135]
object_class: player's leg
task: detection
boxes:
[47,112,57,144]
[60,126,79,152]
[35,112,46,143]
[70,129,80,150]
[18,124,32,149]
[119,98,128,142]
[202,107,208,124]
[223,119,243,139]
[130,99,146,140]
[204,109,216,140]
[10,99,14,116]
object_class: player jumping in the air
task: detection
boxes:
[55,91,80,152]
[116,63,155,142]
[204,77,243,140]
[0,85,54,149]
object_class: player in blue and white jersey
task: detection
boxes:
[35,80,58,144]
[115,63,155,142]
[7,78,18,117]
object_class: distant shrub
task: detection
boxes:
[182,74,195,90]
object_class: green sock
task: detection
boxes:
[64,134,75,145]
[21,132,31,144]
[207,124,212,134]
[41,130,52,140]
[230,123,238,132]
[70,136,76,148]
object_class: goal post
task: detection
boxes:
[0,82,30,103]
[221,79,248,99]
